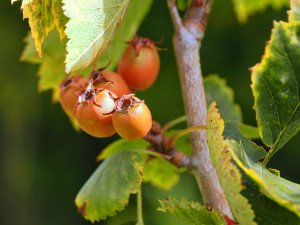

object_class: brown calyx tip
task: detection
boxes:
[150,121,162,135]
[60,77,73,89]
[77,80,102,104]
[115,94,143,113]
[60,75,85,92]
[89,66,113,86]
[126,34,158,52]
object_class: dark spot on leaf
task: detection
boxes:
[77,202,87,216]
[205,205,212,211]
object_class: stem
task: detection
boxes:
[162,116,187,134]
[167,0,233,218]
[262,147,274,166]
[137,188,144,225]
[169,125,207,147]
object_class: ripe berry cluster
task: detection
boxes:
[59,36,160,140]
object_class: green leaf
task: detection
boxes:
[224,122,266,162]
[52,0,67,39]
[227,139,300,217]
[239,123,260,139]
[207,102,256,225]
[97,139,149,161]
[97,138,185,191]
[63,0,129,73]
[158,198,225,225]
[204,74,242,123]
[143,158,182,191]
[75,150,147,222]
[20,33,42,64]
[97,0,154,70]
[251,20,300,161]
[13,0,67,55]
[231,0,289,23]
[21,32,66,101]
[244,180,300,225]
[176,0,190,11]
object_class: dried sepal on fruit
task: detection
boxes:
[74,80,116,138]
[89,66,131,97]
[111,94,152,140]
[59,75,87,117]
[118,35,161,90]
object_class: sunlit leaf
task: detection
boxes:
[231,0,289,23]
[75,150,147,222]
[13,0,67,55]
[207,102,256,225]
[52,0,67,39]
[62,0,130,73]
[158,198,226,225]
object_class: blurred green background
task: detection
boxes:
[0,1,298,225]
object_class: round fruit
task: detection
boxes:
[112,95,152,140]
[59,75,87,117]
[74,82,116,138]
[118,36,160,90]
[89,69,131,97]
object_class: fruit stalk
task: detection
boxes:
[167,0,233,218]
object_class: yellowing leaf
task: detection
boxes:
[62,0,130,73]
[231,0,289,23]
[12,0,67,55]
[52,0,67,39]
[207,102,256,225]
[21,32,66,101]
[22,0,55,55]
